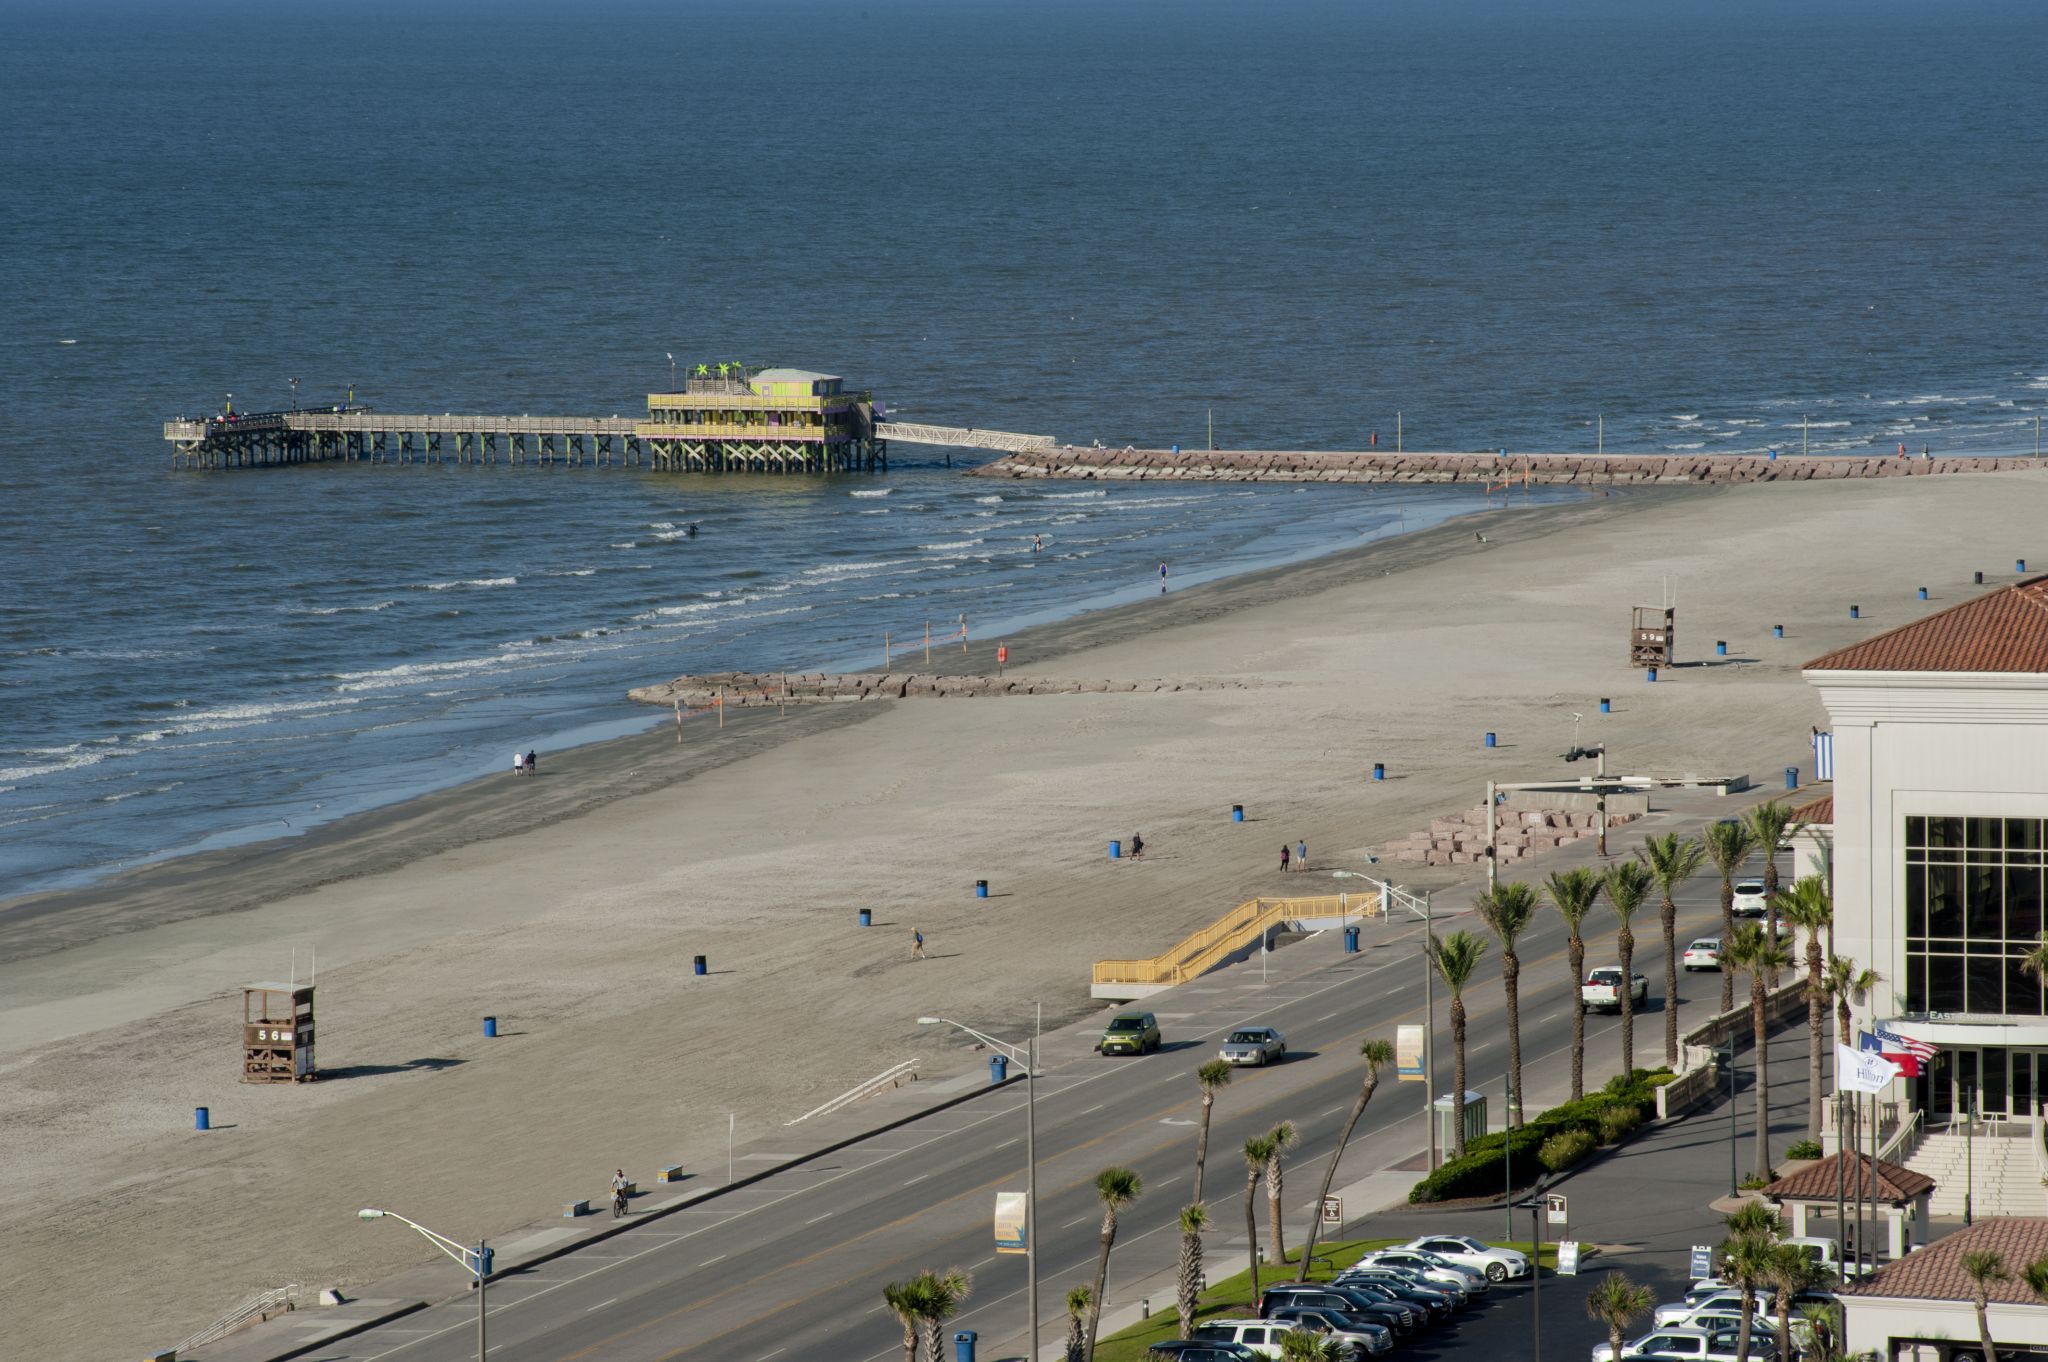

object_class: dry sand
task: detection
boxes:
[4,473,2043,1359]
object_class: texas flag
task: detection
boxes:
[1861,1028,1930,1077]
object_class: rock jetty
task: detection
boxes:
[970,447,2044,485]
[628,671,1249,708]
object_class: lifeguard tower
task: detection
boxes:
[242,983,316,1083]
[1630,606,1675,669]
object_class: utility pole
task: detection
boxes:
[1396,410,1403,453]
[1207,407,1214,451]
[1485,781,1499,891]
[1597,414,1603,455]
[1027,1001,1040,1358]
[1424,889,1438,1170]
[1803,413,1809,459]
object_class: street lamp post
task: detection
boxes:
[359,1209,487,1361]
[919,1011,1039,1357]
[289,376,300,410]
[666,352,677,392]
[1721,1040,1738,1195]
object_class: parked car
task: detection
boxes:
[1220,1026,1287,1066]
[1581,965,1650,1013]
[1400,1233,1531,1281]
[1682,937,1723,971]
[1148,1342,1263,1362]
[1266,1305,1391,1357]
[1340,1262,1467,1308]
[1352,1248,1487,1295]
[1654,1289,1789,1327]
[1098,1011,1161,1055]
[1590,1326,1776,1362]
[1258,1283,1416,1334]
[1192,1318,1317,1359]
[1732,880,1768,917]
[1332,1271,1455,1320]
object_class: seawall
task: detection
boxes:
[968,447,2047,485]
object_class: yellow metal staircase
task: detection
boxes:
[1091,892,1379,998]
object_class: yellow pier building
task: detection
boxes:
[637,367,884,473]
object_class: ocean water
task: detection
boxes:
[1,0,2044,897]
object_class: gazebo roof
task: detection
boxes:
[1762,1151,1933,1205]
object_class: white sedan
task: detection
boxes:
[1399,1234,1530,1282]
[1682,937,1722,971]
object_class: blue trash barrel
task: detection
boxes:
[1773,624,1784,638]
[975,879,989,899]
[483,1016,497,1038]
[1109,840,1122,859]
[1599,698,1610,713]
[1768,449,1778,460]
[1716,640,1727,656]
[1785,767,1799,790]
[1171,444,1181,455]
[1918,587,1929,600]
[693,954,707,976]
[858,908,872,927]
[1372,762,1385,781]
[2019,558,2029,573]
[989,1055,1008,1084]
[1646,667,1658,682]
[476,1245,495,1278]
[954,1331,978,1362]
[1343,925,1360,954]
[195,1106,210,1131]
[1232,804,1244,823]
[1484,731,1497,748]
[1850,604,1860,619]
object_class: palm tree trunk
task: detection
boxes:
[1244,1171,1263,1302]
[1837,997,1852,1052]
[1975,1296,1998,1362]
[899,1318,917,1362]
[1178,1226,1203,1337]
[1735,1297,1753,1362]
[1618,927,1637,1076]
[1663,894,1681,1068]
[923,1318,944,1361]
[1720,876,1738,1013]
[1451,999,1469,1158]
[1193,1094,1213,1205]
[1776,1293,1793,1361]
[1753,973,1773,1180]
[1807,947,1826,1141]
[1569,936,1586,1101]
[1299,1079,1374,1280]
[1265,1156,1287,1268]
[1505,951,1524,1126]
[1082,1212,1118,1362]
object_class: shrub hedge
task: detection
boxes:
[1408,1067,1675,1203]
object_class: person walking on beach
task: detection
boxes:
[1159,561,1169,593]
[1279,843,1290,872]
[526,749,538,776]
[512,751,525,777]
[912,927,926,960]
[1296,839,1308,872]
[1128,832,1145,861]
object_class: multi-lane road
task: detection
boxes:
[275,797,1779,1362]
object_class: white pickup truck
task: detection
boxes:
[1581,966,1649,1013]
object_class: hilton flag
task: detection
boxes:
[1838,1044,1902,1094]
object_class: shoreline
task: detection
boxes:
[0,487,1631,965]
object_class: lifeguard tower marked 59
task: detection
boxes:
[160,363,1056,472]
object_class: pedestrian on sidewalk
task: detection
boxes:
[1296,839,1308,872]
[911,927,926,960]
[1279,843,1290,872]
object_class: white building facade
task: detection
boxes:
[1806,580,2048,1126]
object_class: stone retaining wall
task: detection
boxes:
[971,448,2045,486]
[1380,803,1642,867]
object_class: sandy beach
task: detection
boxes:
[5,472,2045,1359]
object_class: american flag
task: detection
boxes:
[1873,1025,1938,1061]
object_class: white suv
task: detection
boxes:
[1400,1234,1530,1281]
[1192,1319,1318,1359]
[1591,1326,1774,1362]
[1731,880,1768,917]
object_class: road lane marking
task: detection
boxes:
[806,1212,833,1224]
[699,1254,726,1267]
[759,1351,786,1360]
[993,1137,1018,1150]
[1081,1104,1103,1114]
[904,1173,930,1185]
[587,1297,618,1312]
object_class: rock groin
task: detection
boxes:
[628,671,1250,708]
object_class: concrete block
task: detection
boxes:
[658,1165,686,1183]
[318,1288,346,1306]
[564,1199,590,1218]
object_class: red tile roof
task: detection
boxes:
[1843,1218,2048,1303]
[1763,1151,1930,1204]
[1791,795,1833,826]
[1805,577,2048,673]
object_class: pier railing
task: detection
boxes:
[1093,891,1379,989]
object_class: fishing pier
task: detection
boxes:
[162,365,1058,474]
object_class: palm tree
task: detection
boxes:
[1299,1038,1394,1279]
[1724,1199,1785,1241]
[1176,1204,1207,1339]
[1706,820,1758,1013]
[1639,833,1708,1067]
[1063,1286,1091,1362]
[1264,1121,1298,1269]
[1742,801,1801,950]
[1961,1249,2008,1362]
[1825,955,1879,1050]
[1545,867,1603,1101]
[1798,1302,1846,1362]
[1766,1244,1826,1360]
[1725,924,1795,1181]
[1427,931,1489,1156]
[1241,1132,1276,1302]
[1278,1330,1346,1362]
[1775,875,1834,1140]
[1081,1167,1142,1362]
[1602,861,1655,1076]
[2019,932,2048,997]
[1720,1233,1780,1362]
[882,1278,928,1362]
[1478,880,1539,1125]
[916,1269,972,1362]
[1191,1059,1233,1205]
[1585,1272,1656,1362]
[2021,1253,2048,1304]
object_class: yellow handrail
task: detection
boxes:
[1093,892,1379,987]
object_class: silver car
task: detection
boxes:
[1219,1026,1286,1066]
